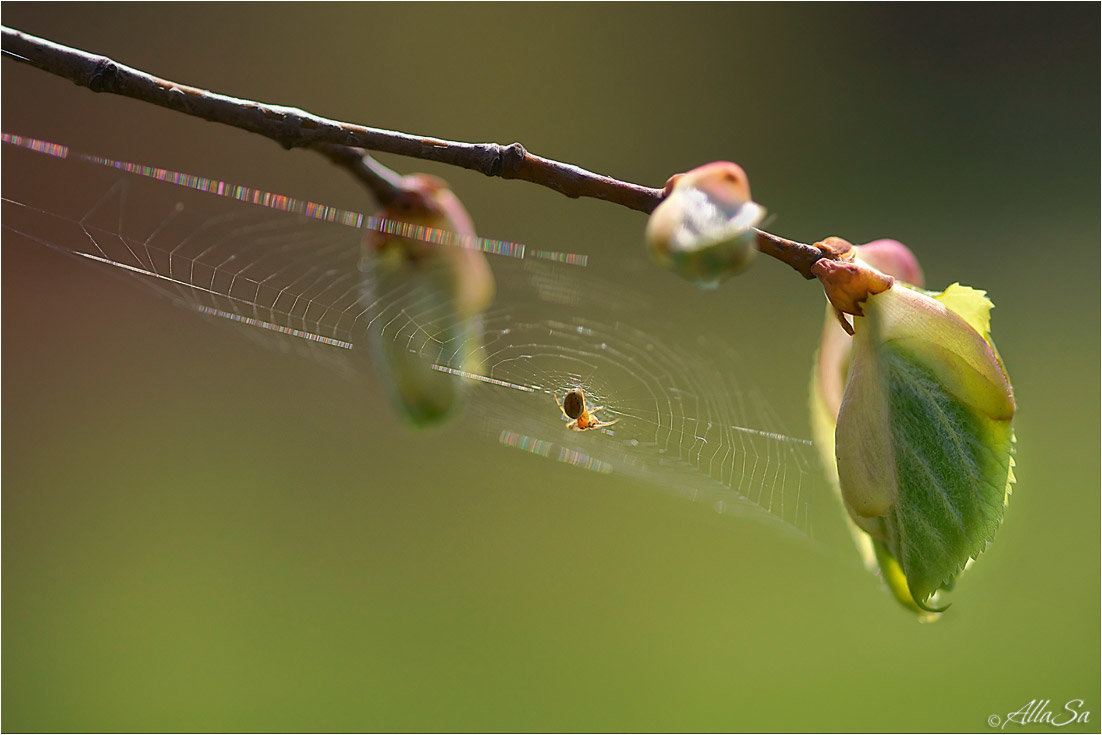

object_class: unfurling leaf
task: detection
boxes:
[645,162,765,289]
[360,175,495,427]
[810,239,1015,619]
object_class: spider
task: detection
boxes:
[555,387,619,431]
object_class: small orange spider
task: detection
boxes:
[555,387,619,431]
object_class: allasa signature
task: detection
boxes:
[990,699,1091,729]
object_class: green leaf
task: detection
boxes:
[874,342,1015,603]
[834,282,1016,609]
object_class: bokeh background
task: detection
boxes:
[3,4,1098,731]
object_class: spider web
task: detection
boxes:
[1,136,819,537]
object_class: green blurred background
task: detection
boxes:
[2,3,1098,731]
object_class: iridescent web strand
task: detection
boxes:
[431,364,536,392]
[194,305,354,349]
[2,132,589,266]
[498,430,614,475]
[1,132,68,159]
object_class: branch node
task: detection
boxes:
[167,86,188,112]
[280,112,308,148]
[499,142,527,177]
[87,58,120,93]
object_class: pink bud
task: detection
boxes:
[854,239,924,288]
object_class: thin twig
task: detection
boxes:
[755,231,826,280]
[312,143,406,206]
[1,25,825,278]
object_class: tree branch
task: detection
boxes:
[1,25,825,279]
